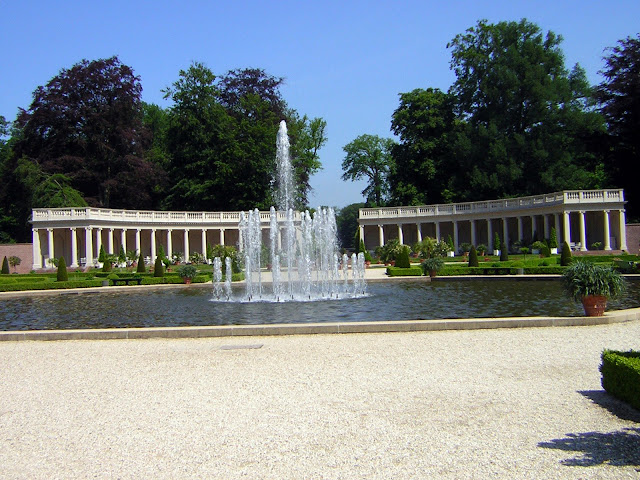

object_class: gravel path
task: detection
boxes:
[1,321,639,479]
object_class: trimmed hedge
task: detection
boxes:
[386,266,423,277]
[0,280,104,292]
[600,350,640,410]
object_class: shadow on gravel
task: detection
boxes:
[578,390,640,423]
[538,428,640,467]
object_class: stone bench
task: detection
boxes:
[111,278,143,286]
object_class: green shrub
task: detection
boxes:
[600,350,640,410]
[540,245,551,257]
[468,245,479,267]
[549,228,559,249]
[500,241,509,262]
[1,256,9,274]
[137,253,146,273]
[0,280,104,292]
[494,232,501,252]
[560,241,572,266]
[56,257,68,282]
[177,264,198,279]
[386,266,423,276]
[395,246,411,268]
[141,277,166,285]
[562,261,626,301]
[154,257,164,277]
[421,257,444,275]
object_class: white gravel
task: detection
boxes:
[1,321,639,479]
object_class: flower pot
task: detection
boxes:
[183,278,192,285]
[429,270,437,278]
[550,248,558,255]
[493,250,500,256]
[365,261,371,268]
[581,295,607,316]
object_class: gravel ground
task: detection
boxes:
[1,321,639,479]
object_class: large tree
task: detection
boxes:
[341,134,395,207]
[596,34,640,220]
[14,56,164,209]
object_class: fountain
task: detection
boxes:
[212,120,367,302]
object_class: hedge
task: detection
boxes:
[386,266,423,277]
[0,280,104,292]
[600,350,640,410]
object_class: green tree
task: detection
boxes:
[336,202,365,250]
[561,241,572,266]
[1,256,9,274]
[56,256,68,281]
[8,256,21,273]
[118,245,127,265]
[341,134,395,206]
[154,257,164,277]
[137,253,146,273]
[500,241,509,262]
[468,245,479,267]
[596,35,640,220]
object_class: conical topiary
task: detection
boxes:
[468,245,479,267]
[500,241,509,262]
[137,253,146,273]
[57,256,68,282]
[154,257,164,277]
[98,245,106,263]
[395,246,411,268]
[560,241,572,266]
[1,256,9,274]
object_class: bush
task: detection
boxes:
[560,241,572,266]
[154,257,164,277]
[500,241,509,262]
[395,246,411,268]
[56,257,68,282]
[1,256,9,274]
[600,350,640,410]
[540,245,551,257]
[137,253,146,273]
[468,245,479,267]
[562,261,626,301]
[549,228,559,249]
[386,266,423,276]
[177,264,198,279]
[421,257,444,275]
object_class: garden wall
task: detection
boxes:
[626,224,640,256]
[0,244,33,274]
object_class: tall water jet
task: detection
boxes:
[275,120,295,213]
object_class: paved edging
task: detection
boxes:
[2,306,639,342]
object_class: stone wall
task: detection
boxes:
[626,224,640,255]
[0,244,34,274]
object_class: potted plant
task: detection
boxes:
[562,261,626,316]
[530,241,546,255]
[177,264,198,284]
[549,228,559,255]
[493,232,501,256]
[421,257,444,277]
[476,244,487,257]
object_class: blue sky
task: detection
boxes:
[1,1,638,209]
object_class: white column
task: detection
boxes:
[85,227,93,267]
[470,220,476,246]
[32,229,42,269]
[184,229,190,261]
[135,229,141,257]
[487,220,493,250]
[201,229,207,256]
[453,221,459,253]
[517,217,523,242]
[378,225,384,247]
[555,214,561,245]
[398,224,404,245]
[150,229,157,262]
[435,222,441,241]
[70,227,78,267]
[530,215,536,240]
[47,228,55,264]
[416,223,422,243]
[359,225,365,245]
[108,228,114,254]
[579,211,587,251]
[96,228,103,259]
[563,212,571,245]
[502,218,509,250]
[543,215,550,239]
[120,229,127,256]
[167,229,173,258]
[603,210,611,251]
[220,228,225,247]
[619,210,628,251]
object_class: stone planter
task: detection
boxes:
[550,247,558,255]
[493,250,500,256]
[581,295,608,317]
[447,251,455,257]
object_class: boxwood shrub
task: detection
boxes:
[600,350,640,410]
[0,280,104,292]
[386,266,423,276]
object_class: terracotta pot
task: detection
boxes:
[429,270,437,278]
[581,295,607,316]
[183,278,192,285]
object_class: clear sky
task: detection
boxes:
[1,1,638,209]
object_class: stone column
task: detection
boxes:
[579,211,587,251]
[398,224,404,245]
[378,225,384,247]
[453,220,459,253]
[619,210,628,251]
[416,223,422,243]
[108,228,114,254]
[70,227,78,267]
[184,229,190,261]
[96,228,103,259]
[543,214,549,240]
[220,228,225,247]
[502,218,509,250]
[517,217,523,242]
[470,220,476,247]
[133,229,140,257]
[360,225,365,245]
[120,229,127,256]
[85,227,93,266]
[435,222,441,241]
[563,212,571,245]
[487,219,493,250]
[201,229,207,256]
[555,214,561,245]
[603,210,611,251]
[47,228,55,265]
[530,215,536,240]
[150,229,157,262]
[167,229,173,259]
[32,229,42,269]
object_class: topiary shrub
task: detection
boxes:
[468,245,479,267]
[540,244,551,257]
[137,253,146,273]
[560,241,572,266]
[500,241,509,262]
[395,246,411,268]
[154,257,164,277]
[1,256,9,274]
[600,350,640,410]
[56,256,68,282]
